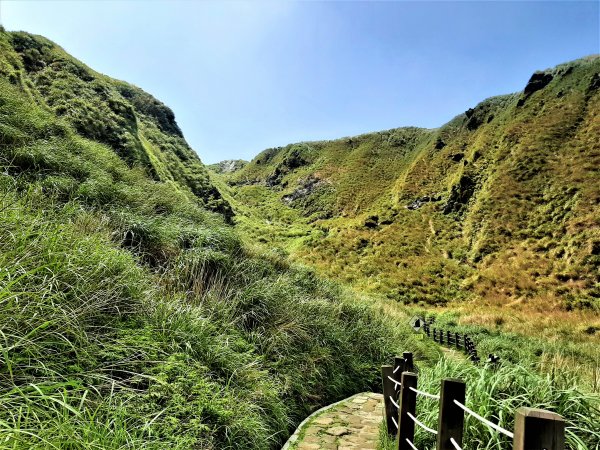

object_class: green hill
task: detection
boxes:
[1,28,598,449]
[220,56,600,314]
[0,29,430,448]
[1,30,232,219]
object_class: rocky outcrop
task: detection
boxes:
[517,71,554,106]
[211,159,248,174]
[405,194,442,211]
[364,215,379,228]
[523,71,554,97]
[282,176,327,204]
[443,174,476,214]
[266,148,311,186]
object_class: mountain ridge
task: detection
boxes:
[216,54,600,311]
[1,29,233,219]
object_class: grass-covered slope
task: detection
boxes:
[220,56,600,314]
[0,30,231,219]
[0,29,438,448]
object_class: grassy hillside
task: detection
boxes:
[214,56,600,390]
[0,29,442,448]
[1,28,598,449]
[1,29,232,219]
[218,56,600,316]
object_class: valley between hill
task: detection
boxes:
[0,28,598,449]
[212,56,600,387]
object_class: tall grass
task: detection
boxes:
[0,166,425,448]
[379,356,600,450]
[0,62,431,448]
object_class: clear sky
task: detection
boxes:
[1,1,598,163]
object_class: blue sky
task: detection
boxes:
[2,1,599,164]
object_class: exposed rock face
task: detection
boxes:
[405,194,441,210]
[213,159,248,174]
[589,73,600,91]
[449,152,464,162]
[266,148,310,186]
[524,71,554,97]
[518,71,554,106]
[463,97,508,131]
[364,215,379,228]
[282,176,327,204]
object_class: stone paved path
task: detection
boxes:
[282,392,384,450]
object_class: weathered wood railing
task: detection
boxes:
[381,353,565,450]
[423,319,492,364]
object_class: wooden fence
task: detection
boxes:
[381,352,565,450]
[422,319,501,365]
[422,320,480,363]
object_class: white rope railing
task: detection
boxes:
[406,438,418,450]
[407,411,438,435]
[409,386,440,400]
[450,437,462,450]
[387,375,401,387]
[393,365,401,374]
[392,416,398,430]
[389,396,399,409]
[453,400,514,438]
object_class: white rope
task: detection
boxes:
[392,416,398,429]
[387,376,401,387]
[409,386,440,400]
[453,400,514,438]
[389,396,399,409]
[407,412,438,435]
[406,438,418,450]
[393,365,401,374]
[450,437,462,450]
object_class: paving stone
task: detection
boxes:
[282,392,383,450]
[321,444,337,450]
[326,426,350,436]
[313,417,335,426]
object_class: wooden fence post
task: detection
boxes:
[397,372,418,450]
[394,356,405,401]
[436,378,466,450]
[382,365,398,435]
[455,332,460,349]
[513,407,565,450]
[446,330,451,345]
[403,352,414,372]
[394,356,405,375]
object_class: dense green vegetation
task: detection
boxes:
[1,29,231,219]
[378,355,600,450]
[220,56,600,313]
[213,57,600,445]
[215,57,600,390]
[1,28,598,449]
[0,30,436,448]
